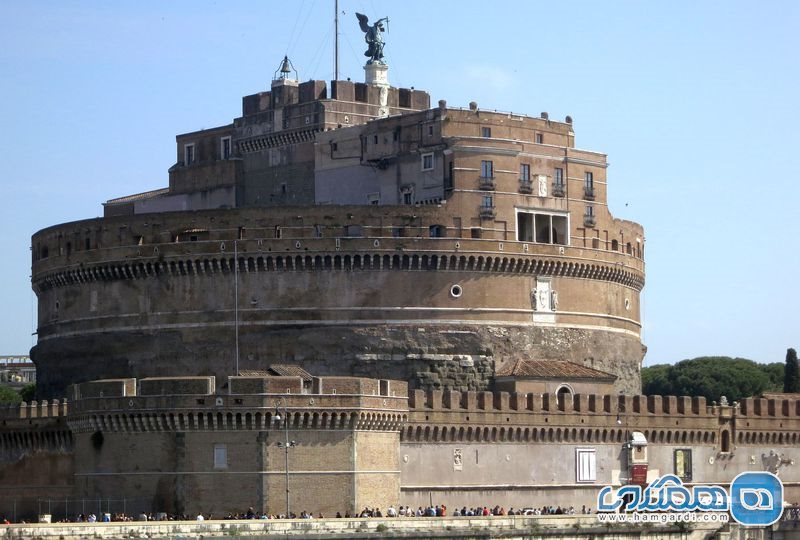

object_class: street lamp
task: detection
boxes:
[274,402,296,519]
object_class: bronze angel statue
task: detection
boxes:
[356,13,389,64]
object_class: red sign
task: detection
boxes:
[630,465,648,485]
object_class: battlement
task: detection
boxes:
[0,399,68,421]
[69,375,407,399]
[409,390,717,416]
[409,389,800,417]
[402,389,800,447]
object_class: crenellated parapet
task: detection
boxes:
[0,400,73,457]
[403,389,800,448]
[67,375,409,434]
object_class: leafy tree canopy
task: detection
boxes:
[0,385,22,404]
[19,383,35,402]
[641,356,779,402]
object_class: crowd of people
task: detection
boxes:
[5,503,799,525]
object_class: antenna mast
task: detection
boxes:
[334,0,339,81]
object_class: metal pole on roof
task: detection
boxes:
[334,0,339,82]
[234,240,240,376]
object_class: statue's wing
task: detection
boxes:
[356,12,370,33]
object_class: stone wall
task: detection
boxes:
[0,516,758,540]
[0,402,74,519]
[31,203,644,400]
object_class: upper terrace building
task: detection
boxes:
[30,59,645,399]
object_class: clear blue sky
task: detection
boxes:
[1,1,798,367]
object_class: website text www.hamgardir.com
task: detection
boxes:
[597,511,729,524]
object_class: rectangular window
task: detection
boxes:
[481,127,492,138]
[576,448,596,483]
[429,224,445,238]
[220,136,232,159]
[520,164,530,182]
[481,195,493,208]
[585,205,594,217]
[516,210,568,245]
[373,135,378,144]
[344,225,363,237]
[584,171,594,198]
[214,444,227,469]
[535,133,543,144]
[480,160,494,178]
[403,192,413,205]
[554,168,564,186]
[184,143,195,165]
[428,125,434,136]
[674,449,692,481]
[367,193,380,205]
[421,153,434,171]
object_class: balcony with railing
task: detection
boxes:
[518,179,533,194]
[552,182,565,197]
[479,205,497,219]
[583,186,595,201]
[479,176,496,191]
[583,214,596,228]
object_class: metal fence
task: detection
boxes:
[0,497,165,523]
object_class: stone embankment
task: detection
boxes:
[0,516,741,540]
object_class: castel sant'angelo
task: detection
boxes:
[1,13,797,521]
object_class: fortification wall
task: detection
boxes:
[63,376,407,516]
[399,390,800,509]
[30,207,644,399]
[0,401,74,520]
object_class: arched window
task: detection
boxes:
[721,430,731,453]
[556,385,573,411]
[611,239,618,251]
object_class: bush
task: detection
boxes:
[0,385,21,404]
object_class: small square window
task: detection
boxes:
[481,127,491,138]
[367,193,380,205]
[421,153,434,171]
[214,444,227,469]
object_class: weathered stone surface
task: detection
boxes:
[33,323,642,398]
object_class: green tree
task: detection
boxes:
[19,383,36,402]
[642,357,770,402]
[0,385,22,404]
[641,364,673,396]
[785,348,799,393]
[758,362,784,393]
